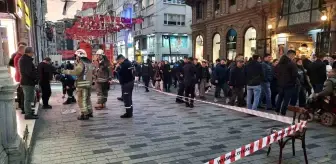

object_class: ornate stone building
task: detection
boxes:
[186,0,336,62]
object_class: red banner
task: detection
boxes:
[58,50,76,60]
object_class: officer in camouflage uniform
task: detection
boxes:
[94,49,112,109]
[63,49,94,120]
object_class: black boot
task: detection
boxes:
[63,98,72,105]
[72,97,77,103]
[117,97,123,101]
[88,113,93,117]
[77,114,89,120]
[120,113,132,118]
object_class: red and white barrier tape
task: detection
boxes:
[113,80,293,124]
[205,121,307,164]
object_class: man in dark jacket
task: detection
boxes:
[245,55,264,110]
[260,54,273,110]
[38,57,54,109]
[19,47,38,119]
[199,61,210,99]
[275,50,298,115]
[229,59,245,106]
[307,54,327,93]
[55,74,76,104]
[301,55,311,71]
[141,59,153,92]
[183,57,197,108]
[176,57,187,103]
[117,55,135,118]
[213,59,229,102]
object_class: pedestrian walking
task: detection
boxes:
[275,50,298,115]
[94,49,113,110]
[19,47,38,119]
[245,55,264,110]
[294,58,312,107]
[184,57,197,108]
[141,59,153,92]
[163,61,172,92]
[154,62,164,91]
[213,59,229,102]
[307,54,327,93]
[228,59,246,106]
[38,57,54,109]
[270,59,279,108]
[176,58,187,103]
[117,55,135,118]
[63,49,94,120]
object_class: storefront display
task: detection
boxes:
[244,27,256,59]
[195,35,203,60]
[212,34,220,62]
[226,29,237,60]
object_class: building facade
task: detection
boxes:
[186,0,336,62]
[132,0,192,62]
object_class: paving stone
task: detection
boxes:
[129,153,149,159]
[184,142,201,146]
[107,141,126,146]
[151,136,181,142]
[92,148,113,154]
[129,143,148,148]
[306,143,321,149]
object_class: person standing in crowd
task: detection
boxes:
[176,57,188,103]
[275,50,298,115]
[94,49,112,110]
[38,57,54,109]
[294,58,312,107]
[183,57,197,108]
[198,61,210,100]
[19,47,38,119]
[134,61,142,83]
[270,59,279,109]
[65,61,74,70]
[154,62,164,91]
[63,49,94,120]
[228,59,246,106]
[312,68,336,105]
[193,58,201,96]
[172,62,179,88]
[308,54,327,93]
[13,43,27,114]
[116,55,135,118]
[245,55,264,110]
[163,60,172,92]
[332,55,336,69]
[301,55,311,70]
[141,59,153,92]
[55,74,76,104]
[213,59,229,102]
[260,54,273,110]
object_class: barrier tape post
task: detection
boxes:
[205,121,306,164]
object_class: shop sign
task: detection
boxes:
[16,0,24,18]
[24,2,31,28]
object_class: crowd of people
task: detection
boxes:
[130,52,336,116]
[8,41,336,120]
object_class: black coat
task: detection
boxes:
[229,66,246,87]
[38,62,54,84]
[199,66,210,82]
[213,64,228,84]
[275,55,298,88]
[163,64,172,81]
[245,60,264,86]
[141,63,153,77]
[118,59,134,85]
[183,62,197,85]
[307,59,327,85]
[19,55,37,86]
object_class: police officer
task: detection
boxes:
[176,56,188,103]
[141,59,153,92]
[95,49,112,109]
[116,55,135,118]
[63,49,94,120]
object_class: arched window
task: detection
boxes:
[244,27,257,59]
[226,29,237,60]
[212,34,220,62]
[195,35,203,60]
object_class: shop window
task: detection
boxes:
[244,27,257,59]
[195,35,204,60]
[163,0,185,4]
[214,0,220,12]
[196,2,203,19]
[229,0,236,6]
[226,29,237,60]
[212,34,221,62]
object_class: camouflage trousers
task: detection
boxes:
[96,82,109,104]
[77,87,93,115]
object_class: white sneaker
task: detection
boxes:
[214,98,218,102]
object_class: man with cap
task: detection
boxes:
[19,47,38,119]
[38,57,55,109]
[94,49,113,109]
[116,55,134,118]
[63,49,94,120]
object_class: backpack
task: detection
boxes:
[8,53,16,67]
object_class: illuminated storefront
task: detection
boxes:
[212,34,220,62]
[244,27,257,59]
[195,35,203,60]
[162,35,189,62]
[226,29,237,60]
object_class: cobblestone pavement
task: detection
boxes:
[30,84,336,164]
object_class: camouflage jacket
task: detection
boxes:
[63,62,93,88]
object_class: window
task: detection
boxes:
[229,0,236,6]
[214,0,220,11]
[147,14,154,27]
[164,14,186,26]
[163,0,185,4]
[196,2,203,19]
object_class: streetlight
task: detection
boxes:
[321,15,328,21]
[267,24,273,30]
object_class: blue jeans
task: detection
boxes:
[260,82,272,109]
[246,85,261,110]
[275,86,296,115]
